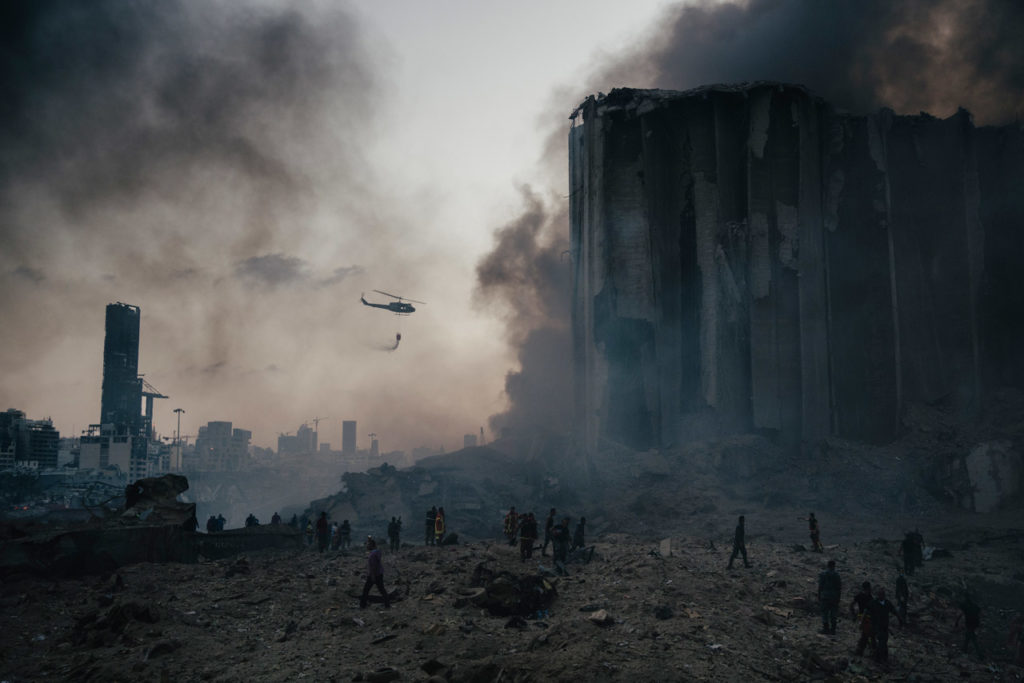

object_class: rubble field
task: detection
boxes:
[2,511,1021,682]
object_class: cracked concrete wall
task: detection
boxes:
[571,84,1024,451]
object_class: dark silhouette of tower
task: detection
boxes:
[342,420,356,455]
[100,302,143,436]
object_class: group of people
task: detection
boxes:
[503,507,587,571]
[728,514,995,665]
[204,513,227,532]
[299,514,352,552]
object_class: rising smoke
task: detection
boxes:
[0,1,421,446]
[477,0,1024,435]
[475,187,571,437]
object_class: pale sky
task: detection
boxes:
[0,0,676,452]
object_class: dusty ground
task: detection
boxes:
[2,511,1022,683]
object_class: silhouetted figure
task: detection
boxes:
[271,511,281,525]
[868,587,902,663]
[330,522,340,550]
[245,513,259,527]
[541,508,556,557]
[388,516,402,552]
[552,517,571,575]
[289,514,298,528]
[519,512,538,561]
[895,569,909,624]
[206,515,218,533]
[305,520,314,546]
[216,514,225,531]
[727,515,750,569]
[359,537,391,609]
[955,593,984,658]
[901,533,918,575]
[572,517,586,551]
[817,560,842,635]
[504,506,518,546]
[852,581,876,655]
[316,512,329,553]
[339,519,352,550]
[184,512,199,532]
[807,512,823,552]
[425,507,437,546]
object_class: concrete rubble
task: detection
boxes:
[0,474,301,578]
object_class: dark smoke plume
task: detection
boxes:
[626,0,1024,125]
[475,187,571,436]
[478,0,1024,436]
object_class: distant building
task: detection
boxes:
[0,408,60,470]
[194,421,251,471]
[296,423,316,454]
[463,434,478,448]
[80,425,140,478]
[342,420,356,455]
[100,303,143,436]
[369,438,379,458]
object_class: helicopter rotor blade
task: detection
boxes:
[373,289,426,305]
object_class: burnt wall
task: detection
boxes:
[571,85,1024,451]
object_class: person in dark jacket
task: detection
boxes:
[571,517,586,551]
[727,515,751,569]
[869,587,902,662]
[955,592,984,658]
[425,507,437,546]
[817,560,842,635]
[541,508,556,557]
[851,581,875,655]
[359,537,391,609]
[315,512,330,553]
[519,512,538,561]
[895,568,910,624]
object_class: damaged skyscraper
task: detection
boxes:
[570,84,1024,452]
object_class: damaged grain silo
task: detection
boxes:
[570,84,1024,452]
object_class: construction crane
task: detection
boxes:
[141,378,168,441]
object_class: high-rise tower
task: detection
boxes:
[100,302,143,436]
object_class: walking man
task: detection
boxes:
[541,508,556,557]
[359,537,391,609]
[727,515,751,569]
[817,560,842,635]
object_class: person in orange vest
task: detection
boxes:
[434,506,446,544]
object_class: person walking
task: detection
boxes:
[519,512,538,562]
[851,581,875,655]
[425,506,437,546]
[807,512,823,552]
[359,537,391,609]
[895,568,910,624]
[817,560,842,635]
[541,508,556,557]
[955,592,984,659]
[727,515,751,569]
[571,517,587,551]
[869,587,902,663]
[315,512,329,553]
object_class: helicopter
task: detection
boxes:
[360,290,425,315]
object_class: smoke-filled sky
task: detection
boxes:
[2,0,1021,453]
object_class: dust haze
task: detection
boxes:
[0,1,499,452]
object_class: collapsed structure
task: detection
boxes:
[570,84,1024,452]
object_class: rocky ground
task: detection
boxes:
[2,510,1022,682]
